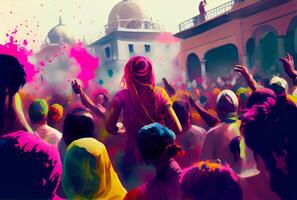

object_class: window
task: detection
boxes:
[144,44,151,53]
[107,69,113,78]
[105,47,111,58]
[128,44,134,53]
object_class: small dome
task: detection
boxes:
[107,0,150,32]
[47,17,75,44]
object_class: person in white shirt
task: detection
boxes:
[28,99,62,147]
[200,90,255,174]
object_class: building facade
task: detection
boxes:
[175,0,297,83]
[90,0,180,92]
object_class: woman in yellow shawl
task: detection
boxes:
[62,138,127,200]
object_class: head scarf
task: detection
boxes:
[123,56,155,89]
[62,138,126,200]
[122,56,158,123]
[137,123,181,163]
[48,103,64,123]
[28,99,49,123]
[216,90,239,120]
[180,161,242,200]
[246,88,276,108]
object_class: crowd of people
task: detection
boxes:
[0,52,297,200]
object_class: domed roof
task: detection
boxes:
[107,0,150,32]
[47,17,75,44]
[108,0,149,24]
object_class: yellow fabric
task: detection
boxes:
[288,94,297,106]
[62,138,127,200]
[170,90,191,102]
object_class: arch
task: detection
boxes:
[186,53,201,82]
[253,25,279,44]
[204,44,239,80]
[245,38,256,68]
[258,31,279,76]
[285,16,297,60]
[287,16,297,32]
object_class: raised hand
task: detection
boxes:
[234,65,257,91]
[234,65,251,79]
[71,79,83,95]
[280,54,297,79]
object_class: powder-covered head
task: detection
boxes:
[269,76,288,95]
[48,103,64,123]
[123,56,155,89]
[0,131,62,199]
[180,161,242,200]
[236,87,249,103]
[29,99,49,123]
[137,123,182,163]
[246,88,276,108]
[216,90,239,118]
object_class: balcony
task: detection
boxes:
[105,18,161,34]
[179,0,236,32]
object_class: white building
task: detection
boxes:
[90,0,181,92]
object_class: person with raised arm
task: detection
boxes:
[280,53,297,89]
[72,80,107,118]
[234,65,258,91]
[187,95,220,128]
[106,56,182,186]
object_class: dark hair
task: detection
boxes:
[241,88,297,199]
[137,123,182,163]
[173,101,190,128]
[0,131,61,199]
[0,55,26,133]
[181,161,242,200]
[62,108,95,146]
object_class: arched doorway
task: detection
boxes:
[186,53,201,82]
[285,16,297,61]
[259,32,279,74]
[204,44,239,80]
[246,38,256,69]
[252,25,279,77]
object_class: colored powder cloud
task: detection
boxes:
[69,42,99,87]
[156,32,180,44]
[0,31,38,82]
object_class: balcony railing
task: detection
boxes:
[179,0,236,32]
[105,18,161,34]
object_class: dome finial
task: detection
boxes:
[59,16,62,25]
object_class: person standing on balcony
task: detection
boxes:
[199,0,207,22]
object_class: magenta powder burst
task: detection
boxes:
[0,31,38,82]
[69,42,100,87]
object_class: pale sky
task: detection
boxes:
[0,0,228,50]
